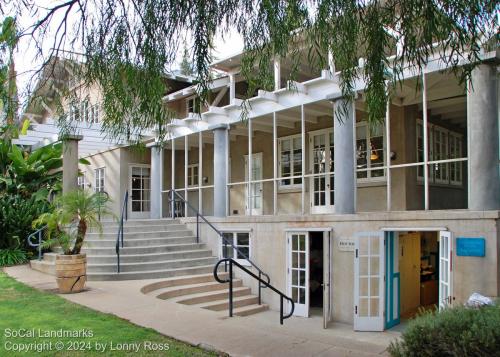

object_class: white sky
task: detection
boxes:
[7,1,244,107]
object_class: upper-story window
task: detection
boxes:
[186,96,201,114]
[278,134,302,188]
[356,122,385,180]
[94,167,105,193]
[77,174,86,190]
[187,164,199,187]
[69,100,100,123]
[417,120,463,186]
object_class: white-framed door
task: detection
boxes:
[129,165,151,219]
[354,231,385,331]
[323,230,333,329]
[287,231,309,317]
[245,153,263,215]
[309,129,334,214]
[439,231,453,309]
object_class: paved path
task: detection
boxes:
[4,265,400,357]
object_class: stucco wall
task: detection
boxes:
[181,211,499,325]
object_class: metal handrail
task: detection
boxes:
[116,190,128,273]
[27,225,48,260]
[167,189,271,296]
[214,258,295,325]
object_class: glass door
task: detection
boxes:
[439,231,453,309]
[287,232,309,317]
[309,130,334,214]
[354,231,385,331]
[245,153,263,215]
[129,165,151,219]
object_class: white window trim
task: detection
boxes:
[94,167,105,193]
[186,95,201,115]
[219,230,252,266]
[77,173,86,190]
[187,163,199,188]
[356,121,386,182]
[416,119,463,186]
[278,133,303,190]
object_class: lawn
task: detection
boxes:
[0,271,219,356]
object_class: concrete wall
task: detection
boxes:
[181,210,499,325]
[79,146,151,218]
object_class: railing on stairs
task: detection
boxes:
[116,190,128,273]
[214,258,295,325]
[166,189,276,307]
[27,225,48,260]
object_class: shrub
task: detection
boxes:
[388,303,500,357]
[0,248,28,266]
[0,195,50,250]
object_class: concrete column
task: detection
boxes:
[334,99,356,214]
[213,124,229,217]
[150,145,163,219]
[467,63,499,210]
[61,135,82,194]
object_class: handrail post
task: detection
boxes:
[117,251,120,273]
[170,190,175,218]
[196,214,199,243]
[224,239,228,272]
[258,272,262,305]
[280,296,284,325]
[38,230,42,261]
[229,260,233,317]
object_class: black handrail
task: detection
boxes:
[27,225,47,260]
[214,258,295,325]
[167,189,271,302]
[116,190,128,273]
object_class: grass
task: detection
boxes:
[0,271,219,356]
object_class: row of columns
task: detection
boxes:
[144,62,498,219]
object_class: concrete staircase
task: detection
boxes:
[141,273,269,317]
[31,219,216,281]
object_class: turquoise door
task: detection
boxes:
[385,232,400,329]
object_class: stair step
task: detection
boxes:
[87,265,215,281]
[82,243,207,255]
[84,236,197,248]
[233,304,269,317]
[141,273,228,294]
[176,286,250,305]
[86,250,213,264]
[87,257,217,273]
[199,295,259,311]
[155,279,242,300]
[86,230,196,240]
[30,259,55,275]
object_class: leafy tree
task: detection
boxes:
[179,42,196,77]
[5,1,499,140]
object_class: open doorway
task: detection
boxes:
[399,232,439,319]
[286,229,332,327]
[309,232,324,314]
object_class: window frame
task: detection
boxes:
[94,167,105,193]
[277,134,303,190]
[416,119,463,186]
[187,163,199,188]
[219,230,252,266]
[186,95,201,115]
[77,174,86,190]
[356,121,386,182]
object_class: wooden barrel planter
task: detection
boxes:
[55,254,87,293]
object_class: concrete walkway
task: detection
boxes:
[4,265,400,357]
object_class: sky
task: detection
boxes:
[7,1,244,108]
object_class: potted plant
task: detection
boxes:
[33,189,111,293]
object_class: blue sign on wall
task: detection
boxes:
[456,238,485,257]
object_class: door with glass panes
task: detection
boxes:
[287,232,309,317]
[309,130,334,214]
[129,165,151,218]
[245,153,263,215]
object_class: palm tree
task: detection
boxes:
[34,190,112,255]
